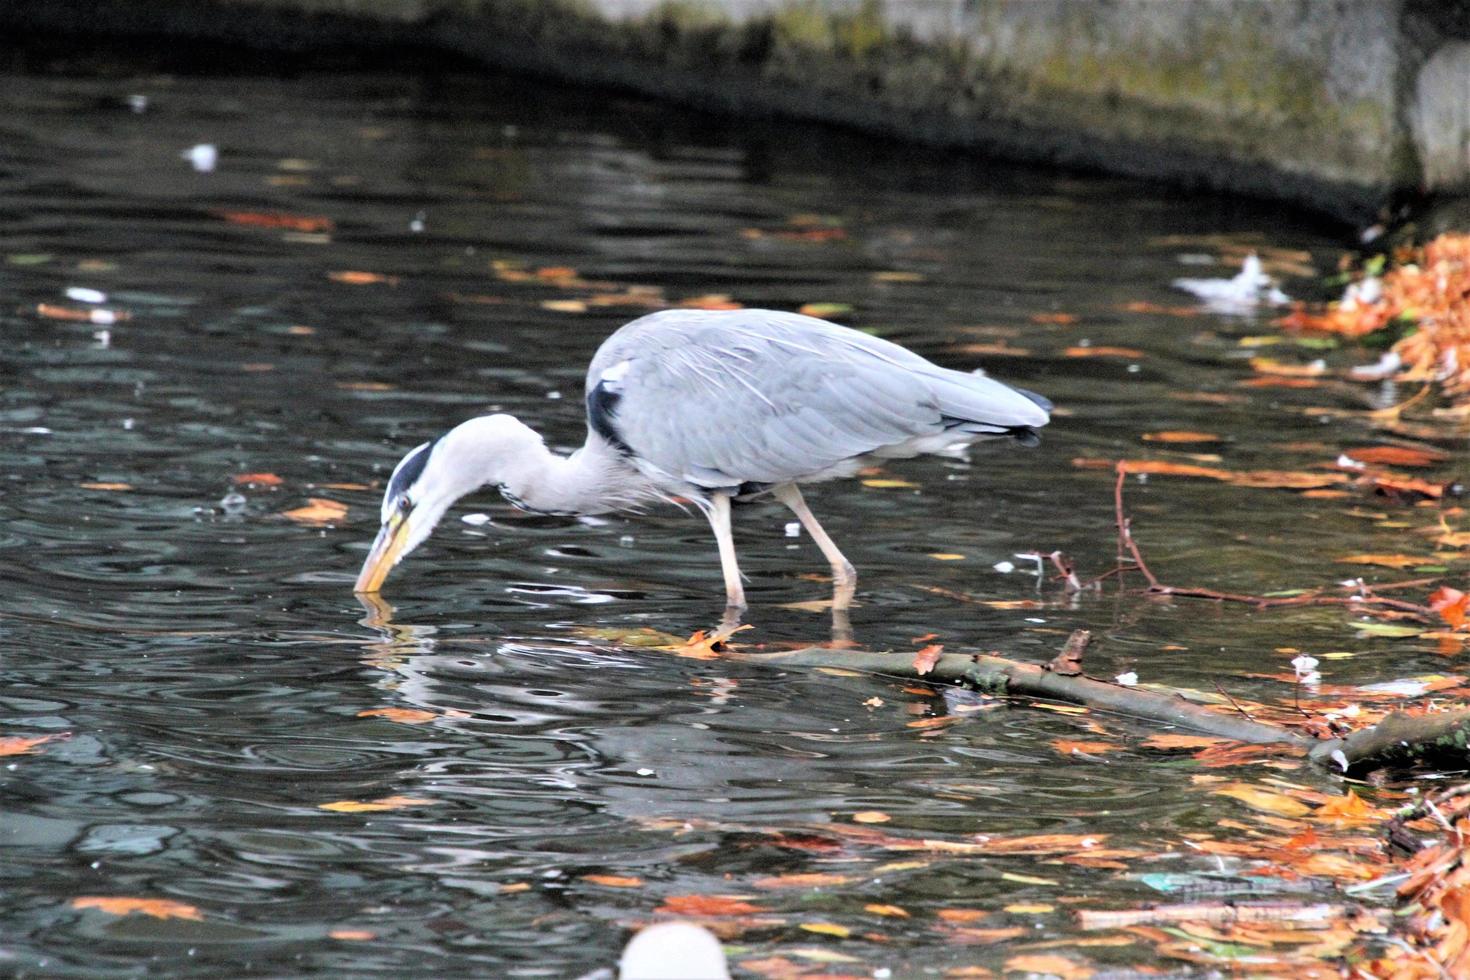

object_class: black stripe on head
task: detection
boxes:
[386,437,437,504]
[587,381,633,456]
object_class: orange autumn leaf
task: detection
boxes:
[1121,300,1201,317]
[798,922,851,937]
[1141,431,1222,444]
[938,908,990,923]
[864,903,909,918]
[1226,470,1348,490]
[356,707,438,724]
[1249,356,1325,377]
[581,874,644,888]
[1004,954,1093,979]
[1212,784,1311,817]
[232,472,283,486]
[1311,789,1381,824]
[1051,739,1114,756]
[0,733,65,756]
[318,795,438,813]
[36,302,130,323]
[1343,445,1449,468]
[1140,733,1227,751]
[328,929,377,940]
[79,482,132,491]
[753,872,854,889]
[71,896,203,921]
[328,270,399,286]
[281,497,348,525]
[656,894,766,916]
[217,210,334,233]
[1430,587,1470,629]
[1030,312,1078,324]
[852,811,891,824]
[1064,345,1144,358]
[1075,458,1232,480]
[1338,554,1434,569]
[912,643,943,676]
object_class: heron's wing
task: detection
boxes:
[586,309,1047,490]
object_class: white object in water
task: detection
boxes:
[618,922,729,980]
[1172,253,1289,312]
[182,144,218,173]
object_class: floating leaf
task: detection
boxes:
[1142,431,1222,444]
[79,482,132,491]
[232,472,283,486]
[218,210,334,233]
[852,811,890,824]
[797,302,852,318]
[799,922,851,938]
[1064,345,1143,358]
[912,644,943,676]
[1005,903,1054,914]
[1430,587,1469,629]
[1000,871,1058,886]
[656,894,766,916]
[1212,784,1311,817]
[328,270,398,286]
[862,477,920,489]
[1141,733,1227,751]
[1343,445,1448,468]
[540,299,588,313]
[581,874,643,888]
[318,795,438,813]
[864,903,909,918]
[71,896,202,921]
[1353,622,1425,639]
[356,707,438,724]
[1051,739,1114,756]
[0,733,65,757]
[1337,553,1435,569]
[1031,312,1078,324]
[1003,953,1092,978]
[754,873,854,889]
[281,498,347,525]
[328,929,376,940]
[928,553,965,561]
[1311,790,1380,825]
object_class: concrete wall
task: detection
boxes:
[7,0,1470,223]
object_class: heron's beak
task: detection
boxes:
[355,513,411,594]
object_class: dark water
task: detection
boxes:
[0,50,1438,977]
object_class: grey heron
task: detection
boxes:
[354,308,1050,612]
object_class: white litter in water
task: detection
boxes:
[784,521,801,537]
[993,560,1015,573]
[1172,252,1290,312]
[182,144,217,173]
[1115,671,1138,687]
[546,391,561,400]
[219,492,247,514]
[126,94,148,113]
[66,287,107,304]
[461,513,491,526]
[635,768,654,776]
[409,211,427,233]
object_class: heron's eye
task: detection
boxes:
[396,496,413,517]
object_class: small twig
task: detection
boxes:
[1214,681,1257,723]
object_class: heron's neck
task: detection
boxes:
[440,416,643,516]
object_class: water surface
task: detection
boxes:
[0,48,1432,977]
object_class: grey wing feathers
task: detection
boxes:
[586,309,1048,490]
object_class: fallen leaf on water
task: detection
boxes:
[912,644,944,676]
[232,472,283,486]
[0,733,65,756]
[678,293,743,310]
[1227,470,1348,490]
[799,922,851,938]
[356,707,438,724]
[1064,345,1144,358]
[1343,445,1449,468]
[1051,739,1114,756]
[1004,953,1092,978]
[218,210,334,233]
[336,381,395,392]
[36,302,130,323]
[328,929,376,940]
[318,795,438,813]
[862,477,920,489]
[656,894,766,916]
[928,553,965,560]
[1031,312,1078,324]
[1250,356,1326,377]
[938,909,990,923]
[1005,903,1054,914]
[1212,784,1311,817]
[754,873,854,889]
[1337,554,1435,569]
[982,833,1109,855]
[1122,300,1202,317]
[1141,733,1227,751]
[282,498,348,525]
[798,302,852,318]
[670,623,752,659]
[71,896,203,921]
[864,903,909,918]
[1353,622,1425,638]
[1142,431,1222,444]
[872,270,925,283]
[1311,790,1381,825]
[79,482,132,491]
[1430,586,1470,629]
[581,874,643,888]
[1075,458,1231,480]
[328,270,399,286]
[1000,871,1058,886]
[540,299,588,313]
[852,811,891,824]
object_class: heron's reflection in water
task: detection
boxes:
[356,592,437,670]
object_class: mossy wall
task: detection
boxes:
[6,0,1468,222]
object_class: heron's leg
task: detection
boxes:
[773,484,856,611]
[705,491,746,613]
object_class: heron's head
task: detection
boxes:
[354,415,540,593]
